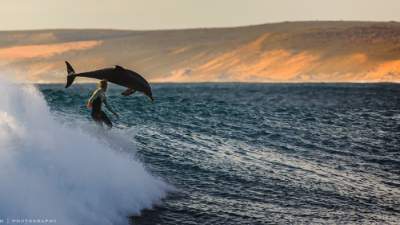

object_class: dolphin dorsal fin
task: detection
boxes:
[115,65,125,70]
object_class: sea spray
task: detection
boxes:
[0,79,169,225]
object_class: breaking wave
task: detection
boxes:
[0,79,169,225]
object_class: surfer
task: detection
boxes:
[87,80,119,128]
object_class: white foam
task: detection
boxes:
[0,79,170,225]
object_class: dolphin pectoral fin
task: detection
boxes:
[121,88,136,96]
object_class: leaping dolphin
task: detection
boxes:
[64,61,153,101]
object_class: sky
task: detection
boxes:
[0,0,400,30]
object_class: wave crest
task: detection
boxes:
[0,80,169,225]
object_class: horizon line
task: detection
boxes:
[0,20,399,33]
[32,81,400,85]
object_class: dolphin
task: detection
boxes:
[64,61,153,101]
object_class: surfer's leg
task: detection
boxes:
[100,111,113,128]
[91,111,104,127]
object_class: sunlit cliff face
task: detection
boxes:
[155,36,399,83]
[0,40,102,82]
[0,22,400,83]
[0,40,102,61]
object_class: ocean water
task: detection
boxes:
[1,81,399,224]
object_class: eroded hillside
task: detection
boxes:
[1,21,400,82]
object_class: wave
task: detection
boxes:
[0,79,170,225]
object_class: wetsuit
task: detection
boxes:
[88,88,116,128]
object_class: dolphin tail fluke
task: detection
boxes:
[65,61,76,88]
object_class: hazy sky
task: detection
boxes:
[1,0,400,30]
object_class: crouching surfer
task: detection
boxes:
[87,80,119,128]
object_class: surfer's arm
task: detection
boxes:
[87,89,101,108]
[103,98,118,117]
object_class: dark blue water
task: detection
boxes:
[40,83,400,225]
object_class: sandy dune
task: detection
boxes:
[0,21,400,83]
